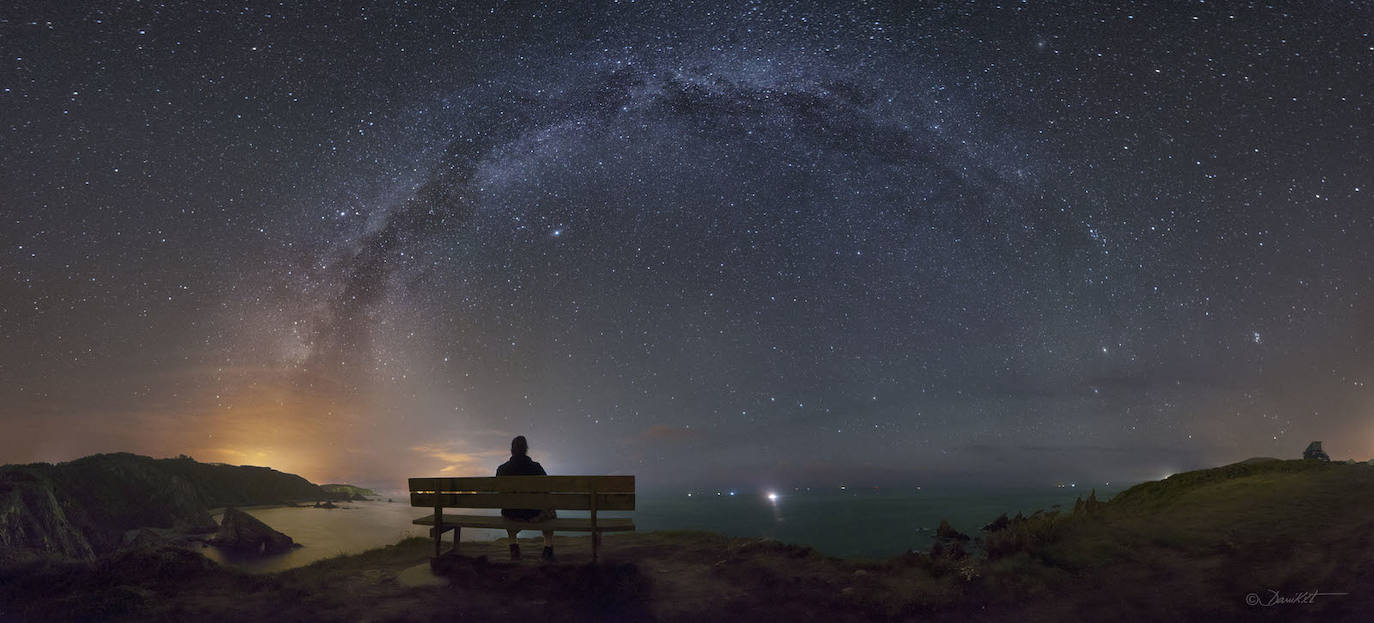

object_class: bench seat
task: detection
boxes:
[412,513,635,533]
[409,475,636,561]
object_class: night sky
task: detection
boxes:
[3,1,1371,489]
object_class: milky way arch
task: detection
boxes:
[304,63,1073,380]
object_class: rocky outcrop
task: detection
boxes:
[0,452,335,561]
[211,508,297,555]
[0,470,97,562]
[320,484,377,501]
[46,454,219,551]
[1303,441,1330,462]
[1073,489,1105,515]
[930,519,970,560]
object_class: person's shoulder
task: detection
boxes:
[496,459,513,476]
[530,460,547,475]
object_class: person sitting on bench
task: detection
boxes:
[497,435,555,561]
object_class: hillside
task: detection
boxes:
[2,458,1371,621]
[318,484,378,500]
[0,453,358,563]
[974,458,1374,621]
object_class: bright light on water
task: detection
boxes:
[204,486,1133,566]
[639,486,1130,558]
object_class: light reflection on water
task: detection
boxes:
[204,487,1122,572]
[633,487,1123,559]
[201,500,474,573]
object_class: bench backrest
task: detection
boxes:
[408,476,635,511]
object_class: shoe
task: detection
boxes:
[509,543,521,560]
[542,546,555,562]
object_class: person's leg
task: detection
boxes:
[541,530,555,561]
[506,528,521,559]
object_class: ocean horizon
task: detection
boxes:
[204,484,1125,572]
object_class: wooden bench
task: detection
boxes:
[409,475,635,561]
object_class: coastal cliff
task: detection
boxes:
[0,453,356,563]
[3,458,1372,621]
[0,469,97,560]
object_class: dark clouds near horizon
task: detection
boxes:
[2,1,1372,488]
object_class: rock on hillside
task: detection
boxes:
[211,507,297,555]
[0,469,96,563]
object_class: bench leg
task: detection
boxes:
[593,531,601,562]
[453,526,460,554]
[433,506,443,559]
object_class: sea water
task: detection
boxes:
[203,485,1121,572]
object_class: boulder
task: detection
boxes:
[122,527,170,549]
[935,519,969,542]
[211,507,296,554]
[930,519,970,560]
[1302,441,1330,462]
[982,513,1011,533]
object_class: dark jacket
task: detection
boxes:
[496,454,546,520]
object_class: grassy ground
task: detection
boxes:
[972,459,1374,622]
[2,459,1372,622]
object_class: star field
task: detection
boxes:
[2,1,1372,487]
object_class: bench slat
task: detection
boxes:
[412,513,635,532]
[410,492,635,511]
[409,475,635,494]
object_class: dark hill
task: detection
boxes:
[0,453,348,562]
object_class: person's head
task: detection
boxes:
[511,435,529,457]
